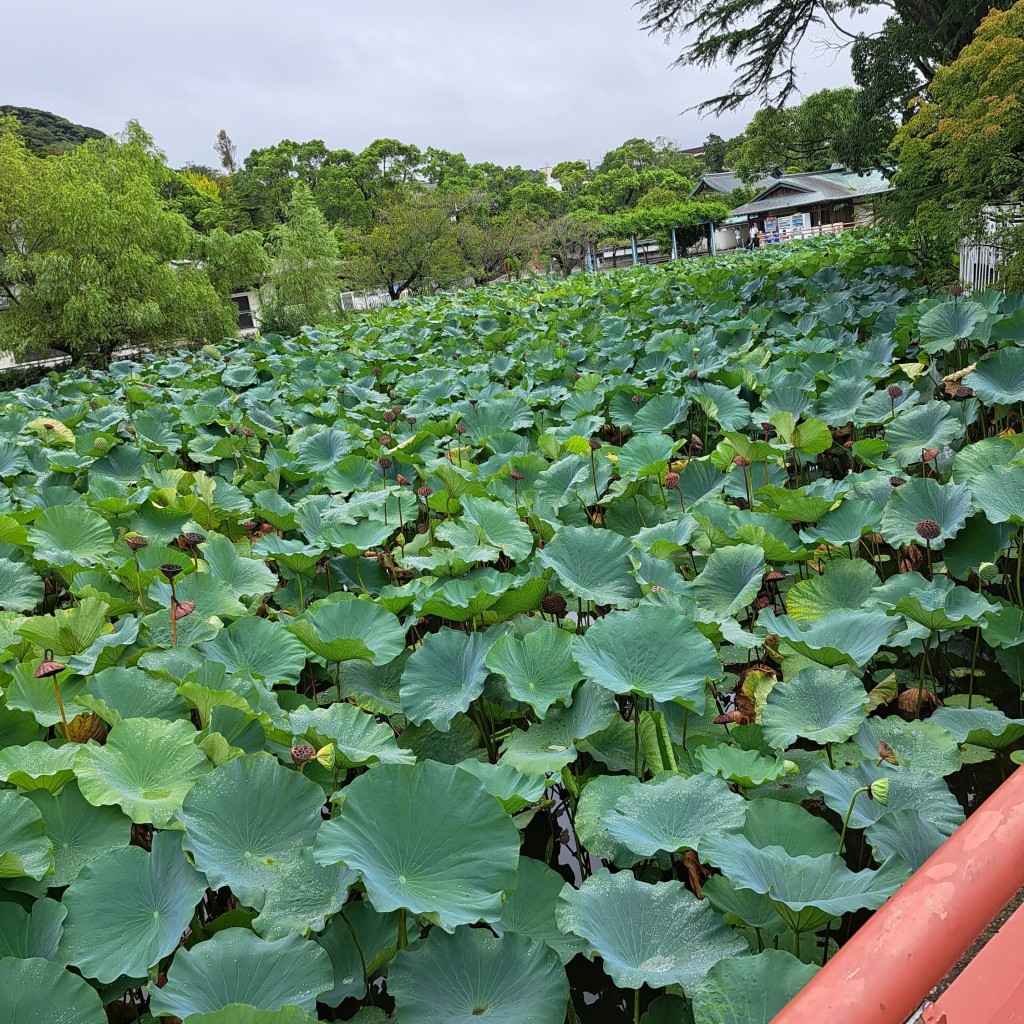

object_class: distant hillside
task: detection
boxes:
[1,105,106,154]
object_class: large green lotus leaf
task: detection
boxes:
[0,558,43,613]
[555,871,748,992]
[0,957,106,1024]
[62,830,207,982]
[0,790,52,880]
[696,744,798,788]
[603,773,746,857]
[254,535,323,575]
[931,706,1024,749]
[0,897,66,960]
[75,717,211,826]
[691,543,766,622]
[2,666,87,731]
[0,741,79,793]
[287,595,405,665]
[343,652,406,716]
[202,533,279,598]
[183,1008,318,1024]
[399,628,491,731]
[964,347,1024,404]
[454,759,547,814]
[854,718,962,776]
[288,702,414,767]
[785,559,879,622]
[389,927,569,1024]
[761,667,868,748]
[575,773,645,866]
[149,571,248,621]
[961,465,1024,525]
[26,504,115,567]
[537,526,642,606]
[884,403,961,466]
[201,616,308,686]
[148,928,333,1018]
[142,599,221,648]
[893,576,997,632]
[495,856,587,963]
[483,624,581,715]
[413,569,512,622]
[574,605,719,708]
[757,609,894,668]
[26,782,130,887]
[691,948,819,1024]
[181,754,351,936]
[16,596,111,657]
[741,798,838,857]
[313,760,520,930]
[918,298,989,352]
[76,665,188,726]
[864,808,947,870]
[798,500,882,549]
[880,478,974,549]
[437,494,534,561]
[808,762,964,836]
[499,681,618,774]
[616,432,678,480]
[700,834,909,933]
[315,900,398,1006]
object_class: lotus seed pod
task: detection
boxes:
[953,385,974,399]
[180,532,206,549]
[455,424,467,434]
[290,744,316,765]
[509,469,525,481]
[240,519,259,533]
[541,593,568,617]
[378,457,393,470]
[172,600,197,621]
[588,438,601,451]
[915,519,941,541]
[732,455,751,468]
[950,282,965,297]
[396,474,411,486]
[631,394,644,405]
[889,476,907,487]
[124,533,148,551]
[242,427,255,438]
[664,471,680,489]
[378,435,393,446]
[978,562,999,582]
[159,563,183,581]
[406,416,417,426]
[869,778,890,805]
[690,434,704,451]
[886,384,904,399]
[922,448,940,462]
[34,653,66,679]
[382,409,397,422]
[417,485,433,498]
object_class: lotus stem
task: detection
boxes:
[132,553,147,613]
[837,785,870,856]
[169,581,177,646]
[634,988,641,1024]
[633,704,640,778]
[53,680,70,741]
[397,908,408,950]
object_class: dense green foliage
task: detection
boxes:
[887,0,1024,288]
[0,235,1021,1021]
[0,105,105,155]
[0,119,239,364]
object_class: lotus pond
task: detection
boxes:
[1,234,1023,1024]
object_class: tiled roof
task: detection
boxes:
[690,171,775,196]
[731,168,890,216]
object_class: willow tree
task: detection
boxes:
[0,118,236,365]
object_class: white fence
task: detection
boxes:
[959,205,1022,291]
[339,290,393,312]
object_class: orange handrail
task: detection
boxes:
[772,767,1024,1024]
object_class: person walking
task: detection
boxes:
[748,223,759,249]
[734,227,742,250]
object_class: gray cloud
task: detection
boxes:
[5,0,880,168]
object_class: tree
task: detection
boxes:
[260,182,340,335]
[635,0,1015,126]
[348,189,470,299]
[456,213,543,285]
[0,118,236,365]
[544,215,605,275]
[0,106,105,155]
[728,88,895,180]
[214,129,239,174]
[702,133,728,173]
[202,228,271,298]
[887,1,1024,285]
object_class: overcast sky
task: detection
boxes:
[5,0,877,169]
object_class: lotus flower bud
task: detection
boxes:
[887,384,904,399]
[541,593,568,617]
[915,519,941,541]
[869,778,890,805]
